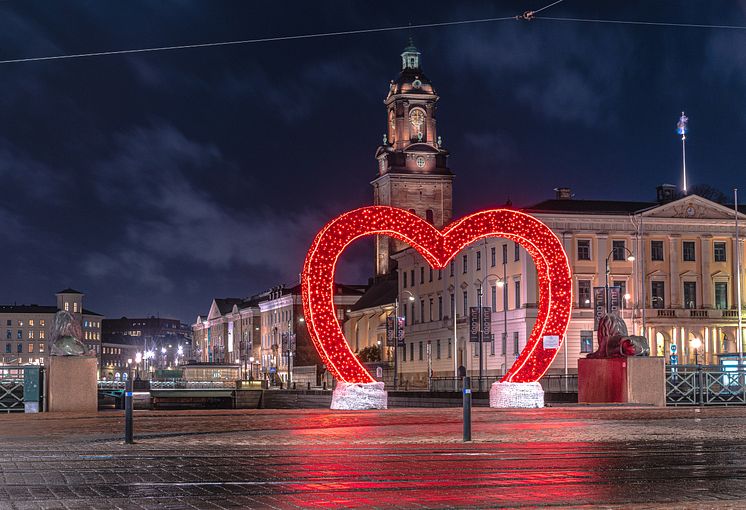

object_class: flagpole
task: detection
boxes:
[736,188,743,367]
[677,112,689,194]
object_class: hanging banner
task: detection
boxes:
[469,307,481,342]
[593,287,606,331]
[609,286,622,315]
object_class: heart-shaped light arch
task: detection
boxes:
[301,206,572,384]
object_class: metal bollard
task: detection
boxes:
[124,377,134,444]
[463,376,472,442]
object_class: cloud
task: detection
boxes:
[443,23,633,127]
[89,123,329,287]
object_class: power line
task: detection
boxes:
[0,0,569,65]
[0,16,517,65]
[535,15,746,31]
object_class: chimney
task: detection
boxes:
[656,184,677,203]
[554,187,573,200]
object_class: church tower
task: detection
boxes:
[373,40,454,275]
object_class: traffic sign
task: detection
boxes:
[670,344,677,354]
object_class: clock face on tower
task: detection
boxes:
[409,109,425,136]
[415,156,425,168]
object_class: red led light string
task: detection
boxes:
[302,206,572,384]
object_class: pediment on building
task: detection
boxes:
[711,270,729,279]
[207,300,222,321]
[646,268,667,278]
[642,195,745,220]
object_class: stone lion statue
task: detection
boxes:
[50,310,89,356]
[586,312,649,359]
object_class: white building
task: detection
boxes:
[392,188,746,388]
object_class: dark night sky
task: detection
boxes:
[1,1,745,322]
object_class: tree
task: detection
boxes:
[357,345,381,362]
[682,184,728,204]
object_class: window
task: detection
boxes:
[418,341,423,360]
[476,251,481,271]
[429,298,434,322]
[613,280,628,309]
[17,331,21,340]
[490,334,495,355]
[5,330,9,340]
[5,320,9,326]
[403,272,407,288]
[429,268,433,282]
[513,332,520,355]
[426,209,434,224]
[420,267,425,284]
[17,320,23,327]
[450,293,455,318]
[39,343,44,353]
[438,296,443,320]
[410,343,414,361]
[462,254,468,273]
[651,281,665,309]
[5,343,9,353]
[438,269,442,280]
[514,281,521,309]
[612,240,626,261]
[401,347,406,362]
[714,242,727,262]
[450,261,454,277]
[578,280,591,308]
[491,286,497,313]
[410,270,414,286]
[580,331,593,353]
[436,339,441,359]
[448,338,452,358]
[577,240,591,261]
[410,303,415,324]
[715,282,728,310]
[28,330,34,339]
[40,320,44,327]
[420,300,425,323]
[28,319,34,327]
[17,343,22,353]
[28,343,34,353]
[503,285,508,312]
[491,247,496,267]
[73,303,78,313]
[463,291,468,316]
[514,242,520,261]
[683,241,696,261]
[683,282,697,309]
[501,332,507,354]
[502,244,508,265]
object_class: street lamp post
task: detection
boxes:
[394,290,416,390]
[605,247,635,313]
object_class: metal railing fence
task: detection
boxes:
[0,366,43,412]
[429,374,577,393]
[667,365,746,406]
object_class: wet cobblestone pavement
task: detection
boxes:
[2,406,746,509]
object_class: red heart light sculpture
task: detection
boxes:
[302,206,572,384]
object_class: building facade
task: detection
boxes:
[373,40,453,275]
[0,289,103,366]
[101,316,193,377]
[193,284,365,384]
[392,189,746,387]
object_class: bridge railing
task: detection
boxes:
[667,364,746,406]
[0,366,43,413]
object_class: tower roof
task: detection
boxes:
[389,39,435,97]
[56,288,83,295]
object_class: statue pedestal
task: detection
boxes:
[48,356,98,412]
[331,381,387,410]
[578,357,665,407]
[489,382,544,408]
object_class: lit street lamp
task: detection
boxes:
[690,337,702,365]
[394,290,416,390]
[605,247,635,313]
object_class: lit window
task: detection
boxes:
[73,303,78,313]
[28,343,34,353]
[29,320,34,327]
[40,320,45,326]
[39,344,44,353]
[64,302,69,312]
[39,331,45,339]
[28,330,34,339]
[580,331,593,353]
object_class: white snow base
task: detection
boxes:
[489,381,544,408]
[330,381,388,410]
